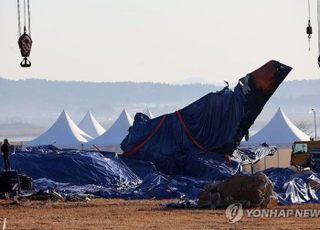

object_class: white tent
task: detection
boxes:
[27,110,93,147]
[246,107,310,145]
[88,109,133,151]
[78,111,106,138]
[145,108,154,118]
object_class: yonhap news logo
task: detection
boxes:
[2,218,7,230]
[225,203,243,223]
[225,203,320,223]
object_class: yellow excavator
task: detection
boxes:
[290,140,320,170]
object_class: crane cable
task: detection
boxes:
[309,0,311,21]
[307,0,312,51]
[27,0,31,36]
[23,0,26,33]
[17,0,31,35]
[317,0,320,66]
[17,0,21,36]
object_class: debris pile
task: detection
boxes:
[199,172,276,208]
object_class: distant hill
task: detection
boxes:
[0,77,319,139]
[0,77,219,125]
[263,79,320,119]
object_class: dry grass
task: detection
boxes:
[0,199,319,229]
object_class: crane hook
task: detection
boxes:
[18,27,32,67]
[307,20,313,51]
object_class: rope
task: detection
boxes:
[17,0,21,36]
[92,145,102,152]
[27,0,31,35]
[175,110,211,153]
[122,115,167,157]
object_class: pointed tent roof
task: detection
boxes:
[28,110,93,146]
[78,111,106,138]
[145,108,154,118]
[247,108,310,144]
[89,109,133,145]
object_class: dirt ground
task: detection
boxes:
[0,199,319,229]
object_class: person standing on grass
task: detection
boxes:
[1,139,11,171]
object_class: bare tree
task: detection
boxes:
[294,120,313,136]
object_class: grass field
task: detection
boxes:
[0,199,319,229]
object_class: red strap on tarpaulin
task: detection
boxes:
[177,111,234,166]
[175,110,211,153]
[122,115,167,157]
[224,154,232,167]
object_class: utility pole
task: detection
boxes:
[312,108,317,139]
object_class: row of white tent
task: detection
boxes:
[27,106,310,151]
[26,109,154,151]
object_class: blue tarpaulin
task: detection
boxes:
[264,168,320,205]
[12,151,140,186]
[6,149,235,199]
[121,60,292,176]
[232,144,277,165]
[5,149,320,205]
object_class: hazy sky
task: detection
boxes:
[1,0,319,84]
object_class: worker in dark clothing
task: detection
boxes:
[1,139,11,171]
